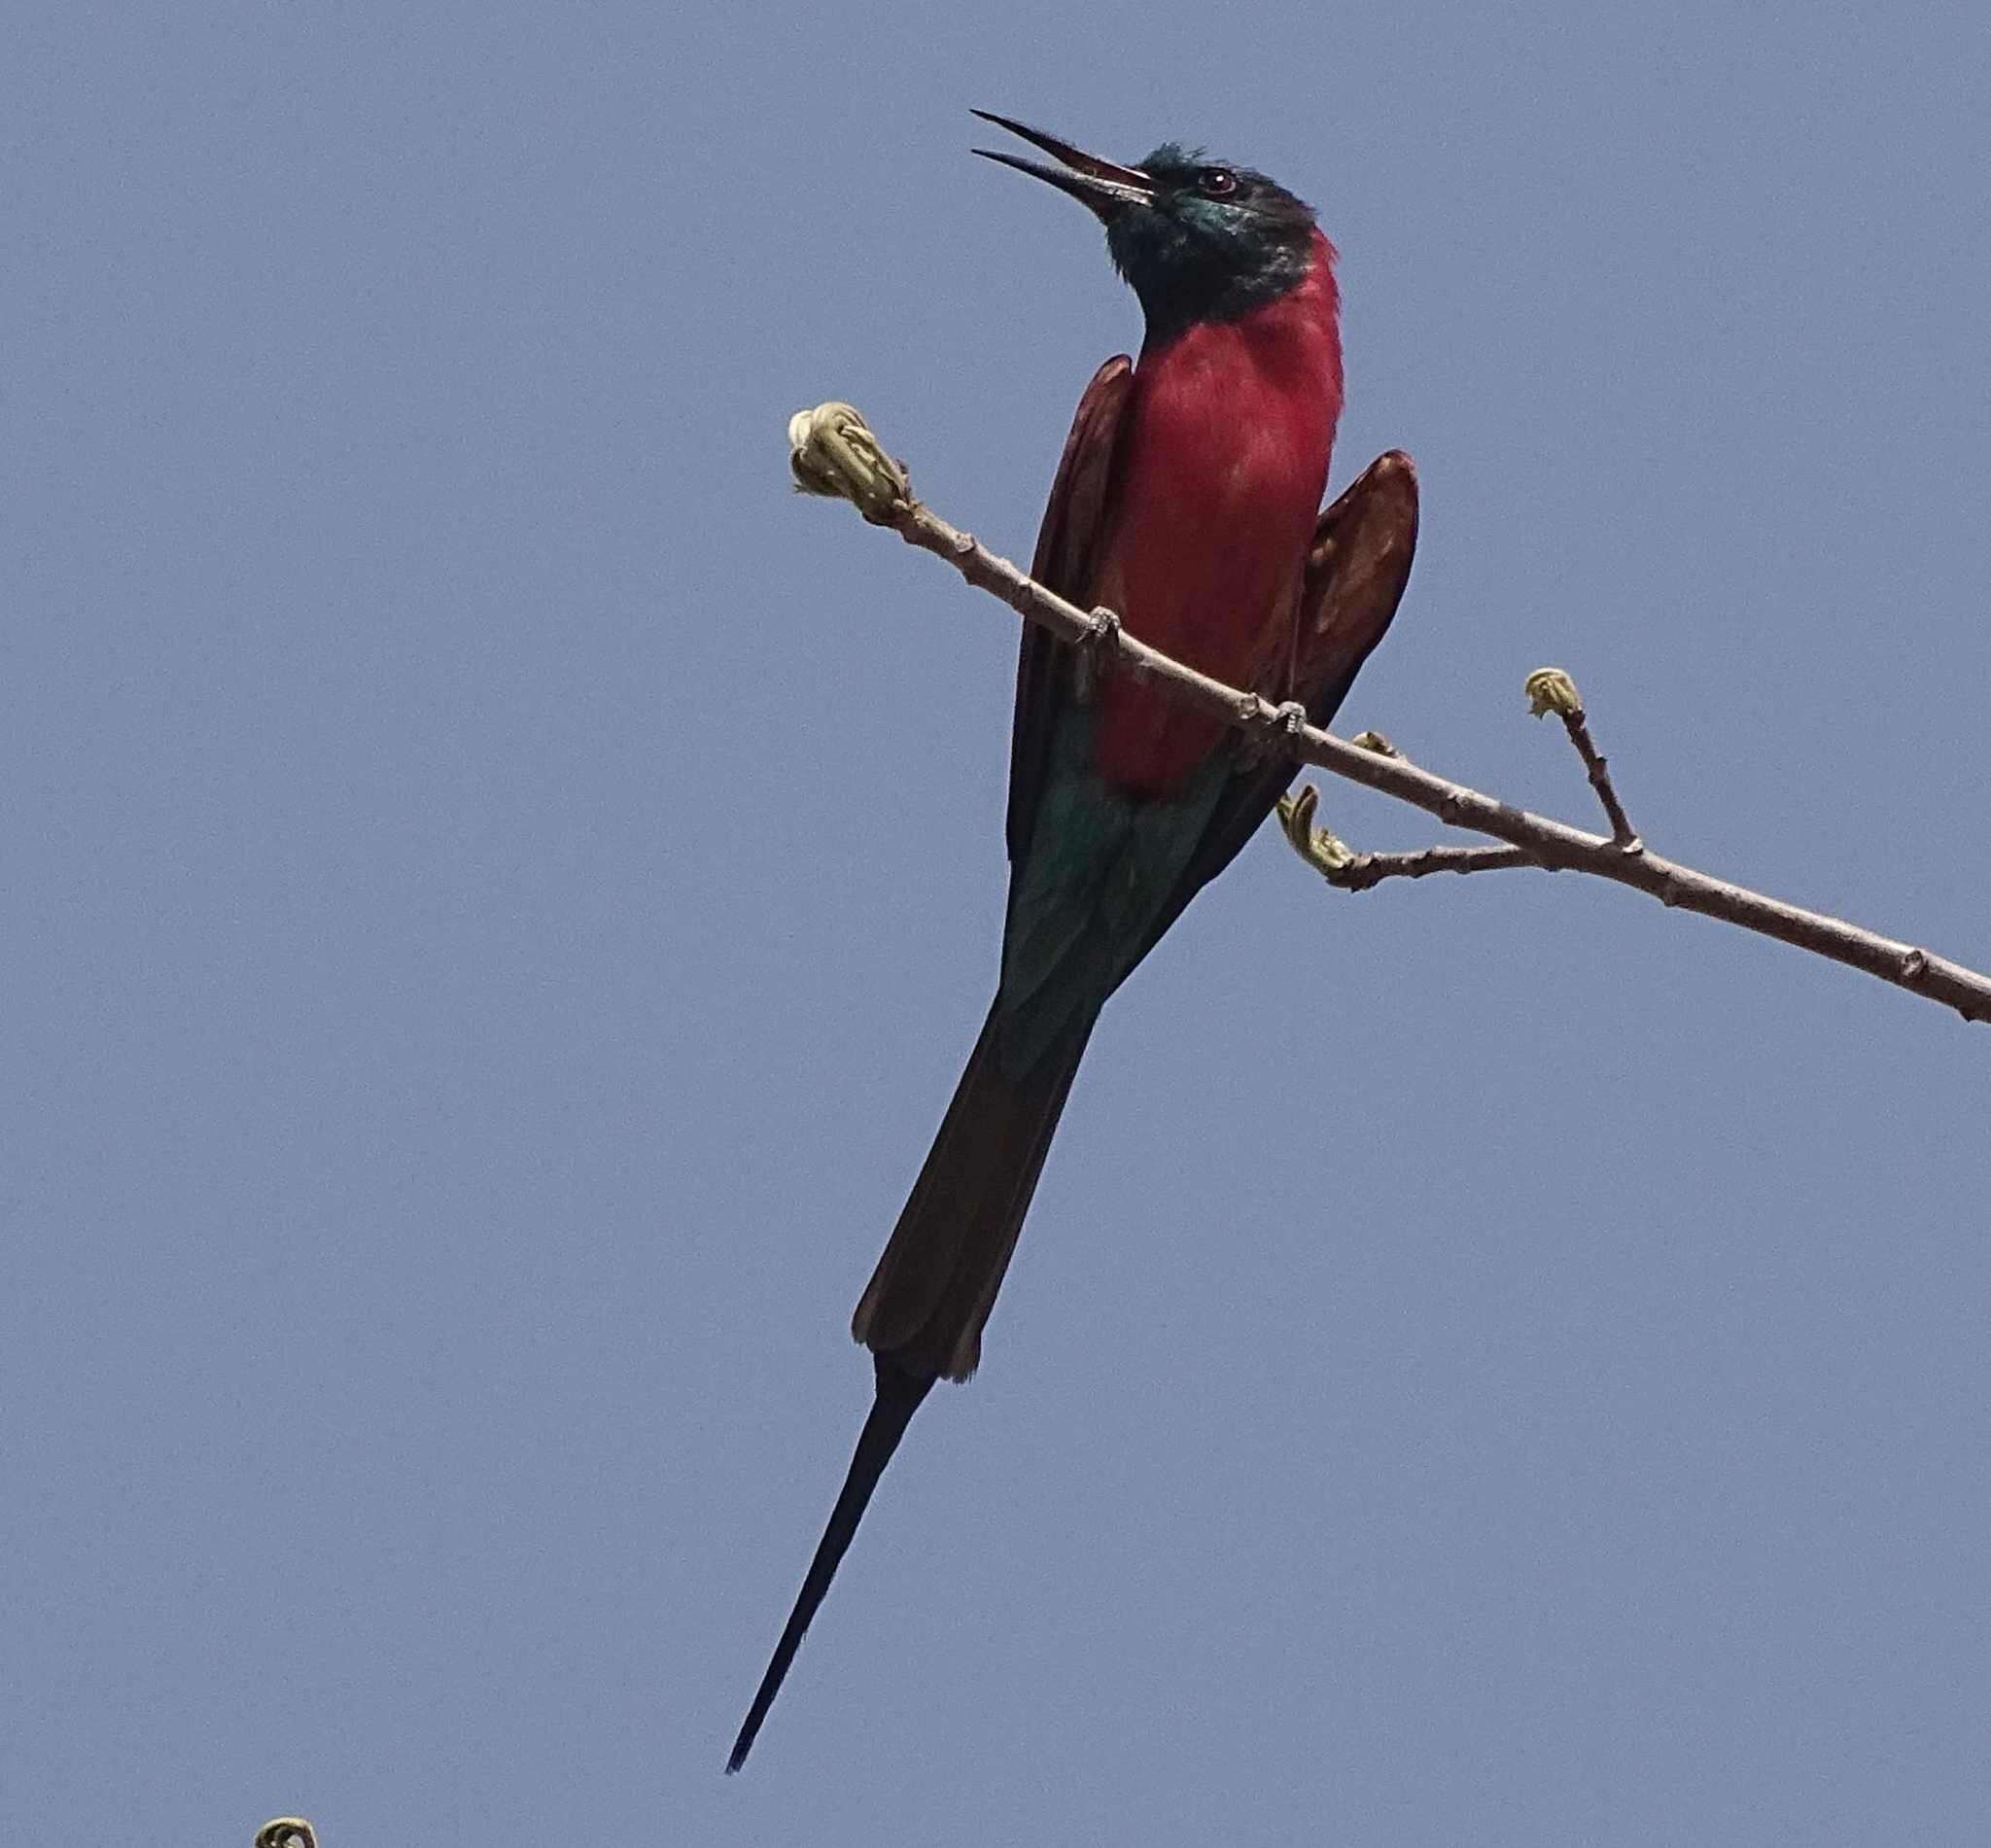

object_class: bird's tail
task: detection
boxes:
[726,1354,932,1773]
[725,1000,1092,1771]
[853,998,1094,1382]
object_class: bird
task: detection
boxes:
[728,112,1418,1770]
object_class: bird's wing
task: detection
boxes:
[1132,449,1419,959]
[1005,355,1135,867]
[1286,447,1419,740]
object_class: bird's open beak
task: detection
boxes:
[970,110,1155,222]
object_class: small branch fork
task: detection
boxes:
[1276,784,1538,890]
[786,403,1991,1029]
[1280,680,1633,891]
[1524,668,1640,850]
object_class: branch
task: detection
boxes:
[1525,668,1639,849]
[1275,784,1539,889]
[786,403,1991,1029]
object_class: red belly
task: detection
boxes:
[1088,304,1341,797]
[1090,514,1307,797]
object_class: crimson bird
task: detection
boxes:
[729,114,1417,1769]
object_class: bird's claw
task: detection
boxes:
[1074,606,1123,702]
[1241,698,1310,766]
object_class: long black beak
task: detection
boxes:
[971,109,1154,222]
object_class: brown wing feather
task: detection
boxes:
[848,363,1135,1383]
[1005,356,1135,866]
[1289,449,1420,722]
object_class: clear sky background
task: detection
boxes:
[8,4,1990,1843]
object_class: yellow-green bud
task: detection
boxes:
[1524,668,1583,718]
[1276,785,1356,874]
[786,402,910,522]
[255,1823,318,1848]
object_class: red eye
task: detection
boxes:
[1199,167,1238,197]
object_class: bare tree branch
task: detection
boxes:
[1275,784,1540,889]
[786,403,1991,1029]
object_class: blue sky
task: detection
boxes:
[8,3,1990,1842]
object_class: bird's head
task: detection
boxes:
[972,112,1323,343]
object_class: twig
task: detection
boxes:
[1276,784,1539,889]
[1334,842,1542,893]
[786,404,1991,1029]
[1525,668,1639,849]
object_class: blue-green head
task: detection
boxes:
[972,112,1322,343]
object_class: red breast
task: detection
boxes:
[1091,231,1345,797]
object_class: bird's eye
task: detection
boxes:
[1197,167,1239,197]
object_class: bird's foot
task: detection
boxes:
[1242,698,1310,766]
[1073,606,1123,703]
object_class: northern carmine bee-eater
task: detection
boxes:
[729,113,1418,1770]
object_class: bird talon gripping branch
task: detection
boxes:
[1240,696,1311,767]
[1074,605,1123,700]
